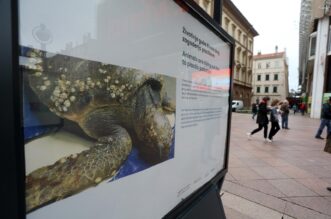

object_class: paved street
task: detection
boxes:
[222,112,331,219]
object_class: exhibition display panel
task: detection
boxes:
[1,0,233,218]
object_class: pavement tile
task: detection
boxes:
[228,156,247,167]
[275,165,317,179]
[285,157,321,167]
[268,179,318,197]
[227,113,331,217]
[225,173,236,181]
[283,197,331,216]
[221,192,293,219]
[304,157,331,166]
[230,150,255,158]
[299,165,331,178]
[234,179,286,197]
[246,150,274,158]
[223,181,287,213]
[294,178,331,196]
[249,166,290,179]
[322,177,331,185]
[284,202,331,219]
[223,206,255,219]
[240,157,270,167]
[259,157,292,167]
[228,167,263,180]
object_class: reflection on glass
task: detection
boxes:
[21,46,176,212]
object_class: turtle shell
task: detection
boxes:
[24,49,164,122]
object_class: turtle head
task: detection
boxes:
[135,107,172,164]
[134,79,173,163]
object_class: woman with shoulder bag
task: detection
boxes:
[267,99,281,142]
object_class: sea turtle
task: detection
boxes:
[22,47,176,212]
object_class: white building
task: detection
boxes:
[299,0,331,118]
[252,48,289,104]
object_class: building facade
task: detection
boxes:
[221,0,258,108]
[299,0,331,118]
[193,0,215,16]
[193,0,258,108]
[252,50,289,104]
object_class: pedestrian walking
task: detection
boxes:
[299,102,306,116]
[292,104,298,115]
[247,96,270,141]
[280,100,290,129]
[267,99,280,142]
[315,97,331,140]
[323,110,331,192]
[251,103,258,120]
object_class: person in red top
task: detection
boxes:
[299,102,306,116]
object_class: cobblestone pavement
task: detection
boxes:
[222,112,331,219]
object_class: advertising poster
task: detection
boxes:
[19,0,232,218]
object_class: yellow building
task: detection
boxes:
[222,0,258,107]
[194,0,258,107]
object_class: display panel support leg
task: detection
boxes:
[178,184,226,219]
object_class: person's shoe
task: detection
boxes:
[315,136,324,140]
[266,138,272,143]
[246,132,252,139]
[327,187,331,192]
[284,127,290,130]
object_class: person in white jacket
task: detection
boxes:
[267,99,280,143]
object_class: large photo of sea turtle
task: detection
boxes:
[20,46,176,212]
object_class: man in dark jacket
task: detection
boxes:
[315,97,331,139]
[323,97,331,192]
[247,97,270,141]
[280,101,290,129]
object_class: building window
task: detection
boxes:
[265,86,269,93]
[273,86,278,93]
[232,24,236,37]
[236,48,241,61]
[275,61,279,67]
[200,0,211,14]
[257,86,260,93]
[265,74,269,81]
[309,32,317,59]
[224,17,230,32]
[274,74,278,80]
[237,30,242,42]
[266,62,270,69]
[257,75,261,81]
[258,63,261,69]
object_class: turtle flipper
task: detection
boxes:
[25,128,132,213]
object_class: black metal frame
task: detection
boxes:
[0,0,233,218]
[164,1,233,218]
[0,0,26,218]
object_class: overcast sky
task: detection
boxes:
[231,0,301,91]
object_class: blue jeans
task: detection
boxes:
[281,114,288,129]
[315,119,331,137]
